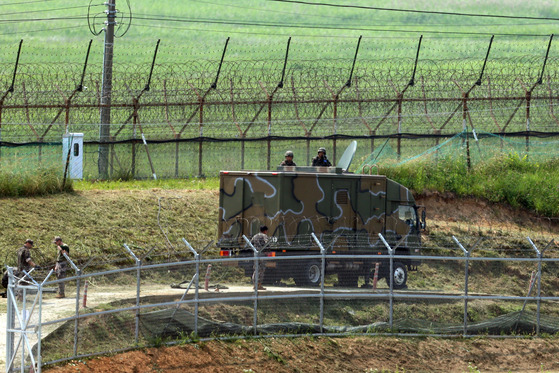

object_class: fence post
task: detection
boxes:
[452,236,480,337]
[527,237,554,336]
[123,244,141,344]
[526,89,531,156]
[36,270,53,373]
[6,267,15,371]
[243,235,260,336]
[378,233,394,330]
[198,97,204,178]
[60,252,82,358]
[0,39,23,163]
[267,89,272,171]
[312,233,327,334]
[182,238,200,336]
[462,92,471,170]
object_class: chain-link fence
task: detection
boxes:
[4,234,559,372]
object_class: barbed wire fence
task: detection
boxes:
[1,37,559,178]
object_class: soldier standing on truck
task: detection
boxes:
[280,150,296,166]
[251,225,269,291]
[311,147,332,167]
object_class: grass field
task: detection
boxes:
[1,0,557,63]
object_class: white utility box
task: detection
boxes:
[62,133,84,179]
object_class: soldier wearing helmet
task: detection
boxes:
[280,150,297,166]
[311,147,332,167]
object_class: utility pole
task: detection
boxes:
[98,0,116,179]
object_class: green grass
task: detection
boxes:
[1,0,557,63]
[0,167,73,197]
[382,152,559,217]
[73,177,219,191]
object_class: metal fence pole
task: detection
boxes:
[527,237,554,336]
[528,237,542,336]
[123,244,141,344]
[243,235,260,335]
[312,233,326,333]
[36,269,54,373]
[182,238,200,336]
[6,267,15,372]
[453,236,474,337]
[61,252,82,357]
[378,233,394,330]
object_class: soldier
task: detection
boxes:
[311,147,332,167]
[279,150,297,166]
[251,225,269,291]
[53,236,69,298]
[18,239,39,274]
[13,239,40,298]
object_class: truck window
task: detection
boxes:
[398,205,416,227]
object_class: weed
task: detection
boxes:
[263,346,286,365]
[467,362,481,373]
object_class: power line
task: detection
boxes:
[190,0,555,28]
[0,0,58,6]
[0,25,84,36]
[132,15,552,37]
[0,16,87,23]
[267,0,559,22]
[0,4,96,17]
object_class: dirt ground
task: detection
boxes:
[43,336,559,372]
[9,193,559,373]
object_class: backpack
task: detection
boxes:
[1,270,8,289]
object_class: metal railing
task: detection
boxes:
[4,234,558,372]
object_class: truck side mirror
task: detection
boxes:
[421,209,426,230]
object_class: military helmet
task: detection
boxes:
[285,150,294,157]
[317,147,326,154]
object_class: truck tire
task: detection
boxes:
[386,262,408,289]
[337,271,359,287]
[294,260,322,287]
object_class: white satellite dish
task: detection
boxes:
[337,140,357,172]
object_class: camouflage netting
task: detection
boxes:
[358,130,559,171]
[139,308,559,338]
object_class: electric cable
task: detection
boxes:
[267,0,559,22]
[0,25,83,36]
[0,0,57,6]
[131,15,553,37]
[189,0,557,28]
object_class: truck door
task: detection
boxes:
[328,179,357,251]
[355,177,386,244]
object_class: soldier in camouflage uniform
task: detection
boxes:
[311,147,332,167]
[53,236,70,298]
[279,150,296,166]
[251,225,269,290]
[17,239,38,274]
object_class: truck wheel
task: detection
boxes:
[386,262,408,289]
[337,271,359,287]
[294,260,322,287]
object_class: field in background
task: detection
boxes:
[0,0,558,62]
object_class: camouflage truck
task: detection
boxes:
[218,144,425,289]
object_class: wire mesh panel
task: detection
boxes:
[5,234,559,371]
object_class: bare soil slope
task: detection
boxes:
[45,336,559,372]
